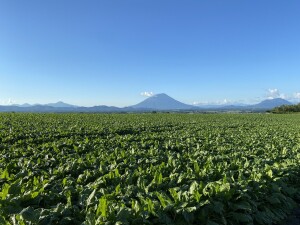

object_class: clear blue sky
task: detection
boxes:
[1,0,300,106]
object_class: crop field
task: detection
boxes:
[0,113,300,225]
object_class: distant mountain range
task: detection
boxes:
[11,101,77,108]
[0,94,294,112]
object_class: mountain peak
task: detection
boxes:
[150,93,172,99]
[154,93,168,96]
[45,101,77,108]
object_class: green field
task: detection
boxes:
[0,113,300,225]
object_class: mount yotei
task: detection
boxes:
[131,93,196,110]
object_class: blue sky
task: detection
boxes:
[1,0,300,106]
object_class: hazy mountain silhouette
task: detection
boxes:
[195,103,249,109]
[12,103,32,107]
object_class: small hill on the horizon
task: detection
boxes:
[131,93,195,110]
[249,98,292,109]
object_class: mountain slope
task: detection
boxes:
[132,93,195,110]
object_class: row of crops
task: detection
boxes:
[0,113,300,225]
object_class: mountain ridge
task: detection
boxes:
[0,94,294,112]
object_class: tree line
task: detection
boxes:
[271,103,300,113]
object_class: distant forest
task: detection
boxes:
[271,103,300,113]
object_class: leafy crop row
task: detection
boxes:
[0,113,300,224]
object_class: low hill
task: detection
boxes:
[248,98,292,110]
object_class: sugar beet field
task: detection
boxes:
[0,113,300,225]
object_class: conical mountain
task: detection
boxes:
[132,93,195,110]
